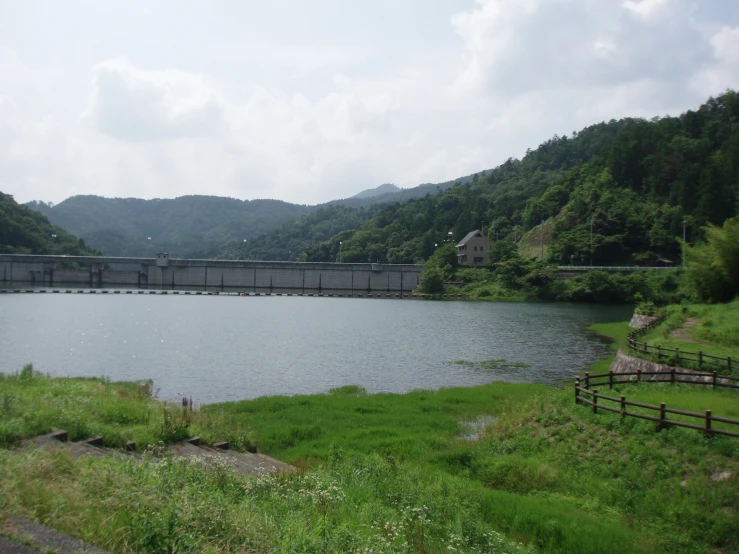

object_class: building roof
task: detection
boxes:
[457,230,486,247]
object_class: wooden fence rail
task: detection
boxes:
[575,372,739,438]
[627,312,734,373]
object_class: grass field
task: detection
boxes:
[584,321,630,373]
[1,314,739,553]
[639,301,739,362]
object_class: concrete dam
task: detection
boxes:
[0,254,424,295]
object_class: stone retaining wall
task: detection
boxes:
[610,349,729,386]
[629,313,659,329]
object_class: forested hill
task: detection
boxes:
[216,204,389,261]
[30,178,467,259]
[0,192,100,256]
[30,195,315,259]
[300,91,739,265]
[215,176,477,261]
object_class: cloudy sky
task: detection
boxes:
[1,0,738,205]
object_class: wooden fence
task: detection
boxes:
[574,371,739,438]
[627,312,734,373]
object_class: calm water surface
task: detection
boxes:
[0,296,630,403]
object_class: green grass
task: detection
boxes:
[0,447,534,554]
[638,301,739,363]
[0,366,254,451]
[0,368,169,448]
[203,383,546,465]
[584,382,739,433]
[584,321,630,373]
[2,350,739,553]
[587,319,739,425]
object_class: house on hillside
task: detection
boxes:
[457,230,492,267]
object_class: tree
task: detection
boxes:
[418,266,445,294]
[418,243,457,293]
[685,216,739,302]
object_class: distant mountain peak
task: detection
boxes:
[350,183,401,200]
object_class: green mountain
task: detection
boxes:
[213,174,488,261]
[216,204,388,261]
[29,195,315,259]
[0,192,100,256]
[300,91,739,266]
[29,176,468,259]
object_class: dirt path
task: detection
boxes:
[669,317,700,343]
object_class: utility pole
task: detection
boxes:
[682,218,687,267]
[540,219,544,261]
[590,217,594,267]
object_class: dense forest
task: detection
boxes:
[216,204,387,261]
[300,91,739,266]
[0,192,99,256]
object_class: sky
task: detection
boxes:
[1,0,738,206]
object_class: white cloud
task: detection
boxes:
[691,25,739,95]
[623,0,670,19]
[82,57,227,141]
[452,0,710,95]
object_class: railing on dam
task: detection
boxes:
[556,266,678,272]
[0,254,423,270]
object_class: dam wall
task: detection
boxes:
[0,254,424,294]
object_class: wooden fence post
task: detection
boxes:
[705,410,712,435]
[713,372,717,390]
[699,351,703,369]
[728,357,731,372]
[637,369,642,383]
[593,390,598,414]
[675,347,680,363]
[670,369,675,384]
[620,395,626,418]
[575,378,580,404]
[657,344,661,359]
[584,372,590,389]
[609,370,613,389]
[659,402,666,428]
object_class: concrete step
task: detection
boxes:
[23,431,292,476]
[22,432,142,462]
[169,442,295,476]
[0,536,41,553]
[1,512,110,554]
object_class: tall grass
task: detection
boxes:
[203,383,546,464]
[0,447,533,554]
[2,361,739,552]
[0,367,194,448]
[640,301,739,360]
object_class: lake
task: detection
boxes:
[0,295,631,403]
